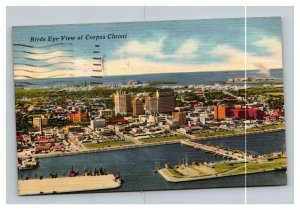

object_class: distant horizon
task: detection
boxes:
[14,68,283,81]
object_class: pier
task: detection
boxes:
[180,139,254,161]
[18,174,121,195]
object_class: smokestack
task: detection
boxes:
[253,63,270,77]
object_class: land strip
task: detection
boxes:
[18,174,121,195]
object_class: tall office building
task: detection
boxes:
[213,104,230,120]
[157,89,175,113]
[33,115,48,130]
[172,110,187,125]
[145,89,175,114]
[132,99,145,117]
[114,91,132,115]
[145,96,158,113]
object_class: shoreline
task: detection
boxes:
[158,154,286,183]
[158,167,284,183]
[190,127,285,141]
[15,69,283,82]
[18,128,285,160]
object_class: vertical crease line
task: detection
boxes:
[244,5,248,204]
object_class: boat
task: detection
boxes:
[185,154,189,167]
[18,157,38,170]
[165,163,170,168]
[93,167,99,176]
[69,166,78,177]
[192,161,199,166]
[113,172,122,184]
[83,168,91,176]
[154,162,157,172]
[50,171,58,178]
[154,161,161,172]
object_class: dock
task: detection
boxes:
[158,153,286,183]
[180,139,254,161]
[18,174,121,195]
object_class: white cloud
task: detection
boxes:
[115,37,201,59]
[14,36,283,79]
[115,37,167,59]
[174,39,201,58]
[209,36,283,73]
[254,36,282,56]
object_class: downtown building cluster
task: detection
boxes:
[15,82,285,157]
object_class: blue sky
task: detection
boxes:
[13,17,283,79]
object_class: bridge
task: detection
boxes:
[180,139,254,162]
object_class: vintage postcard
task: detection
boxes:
[13,17,286,195]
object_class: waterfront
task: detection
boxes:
[18,131,287,193]
[16,127,284,159]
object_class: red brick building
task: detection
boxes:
[105,118,128,125]
[229,107,265,120]
[68,108,88,122]
[36,137,55,143]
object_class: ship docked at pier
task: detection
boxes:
[18,157,38,170]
